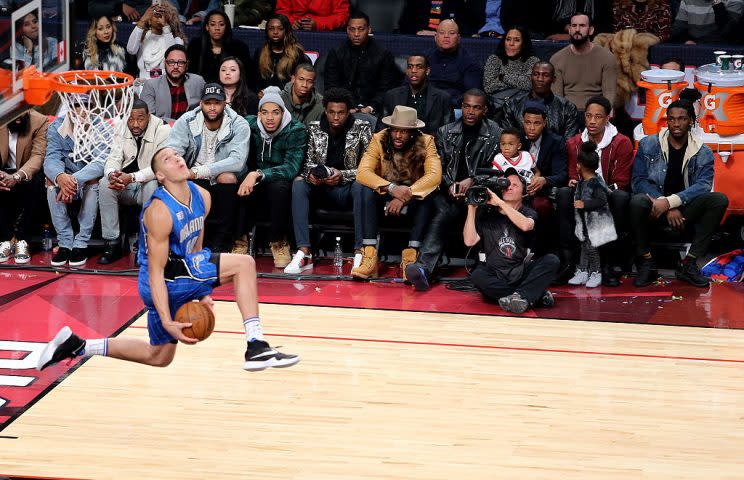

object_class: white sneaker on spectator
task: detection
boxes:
[568,269,588,285]
[284,250,313,274]
[586,271,602,288]
[0,240,12,262]
[14,239,30,264]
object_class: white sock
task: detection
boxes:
[82,338,107,357]
[244,317,264,342]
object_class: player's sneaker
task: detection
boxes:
[37,326,86,371]
[244,340,300,371]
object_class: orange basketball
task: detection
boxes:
[174,302,215,342]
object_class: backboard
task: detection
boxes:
[0,0,70,125]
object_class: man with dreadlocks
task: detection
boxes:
[351,106,442,280]
[630,100,729,288]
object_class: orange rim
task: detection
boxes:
[49,70,135,93]
[23,67,135,106]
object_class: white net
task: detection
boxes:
[54,71,135,164]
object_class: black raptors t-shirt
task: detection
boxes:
[476,205,537,279]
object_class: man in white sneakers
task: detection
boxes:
[284,88,372,275]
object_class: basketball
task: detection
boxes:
[174,302,215,341]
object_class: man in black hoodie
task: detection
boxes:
[323,11,401,119]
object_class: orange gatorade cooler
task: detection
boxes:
[638,69,688,135]
[695,64,744,136]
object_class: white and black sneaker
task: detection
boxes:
[37,326,86,371]
[244,340,300,371]
[68,247,88,268]
[50,247,71,267]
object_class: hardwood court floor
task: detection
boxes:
[3,302,744,479]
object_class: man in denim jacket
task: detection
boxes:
[44,95,110,268]
[630,100,728,288]
[167,83,250,252]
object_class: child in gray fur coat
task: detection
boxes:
[569,141,618,288]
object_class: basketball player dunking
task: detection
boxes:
[37,147,299,371]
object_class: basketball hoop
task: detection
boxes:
[23,67,136,164]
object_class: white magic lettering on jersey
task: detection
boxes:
[179,216,204,243]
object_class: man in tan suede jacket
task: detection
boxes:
[351,105,442,280]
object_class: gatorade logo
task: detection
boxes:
[658,91,674,108]
[702,92,731,121]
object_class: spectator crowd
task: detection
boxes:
[0,0,739,314]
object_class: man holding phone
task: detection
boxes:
[405,89,502,291]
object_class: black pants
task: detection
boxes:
[470,254,560,306]
[0,171,42,242]
[235,179,291,244]
[194,180,238,252]
[557,186,630,267]
[415,192,467,275]
[629,192,729,258]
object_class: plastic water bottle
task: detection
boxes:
[333,237,343,276]
[41,224,53,251]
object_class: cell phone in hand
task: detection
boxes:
[453,182,459,195]
[152,0,162,6]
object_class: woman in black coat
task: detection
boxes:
[187,9,253,83]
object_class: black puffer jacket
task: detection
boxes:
[501,91,579,143]
[436,119,503,190]
[323,38,401,114]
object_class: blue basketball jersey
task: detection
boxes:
[137,181,206,269]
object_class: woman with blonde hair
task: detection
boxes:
[254,13,310,91]
[126,1,186,80]
[82,15,126,72]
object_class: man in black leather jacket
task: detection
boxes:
[501,61,579,142]
[405,89,503,291]
[323,11,402,118]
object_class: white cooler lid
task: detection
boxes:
[640,69,686,84]
[696,63,744,87]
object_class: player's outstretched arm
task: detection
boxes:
[144,199,197,344]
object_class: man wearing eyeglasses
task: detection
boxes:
[141,44,205,122]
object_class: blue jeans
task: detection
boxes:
[291,178,360,249]
[351,181,435,247]
[47,181,99,249]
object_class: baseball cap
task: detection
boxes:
[202,83,226,102]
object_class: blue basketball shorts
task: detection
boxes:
[138,249,220,345]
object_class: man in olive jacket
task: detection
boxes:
[236,86,308,268]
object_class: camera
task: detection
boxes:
[466,173,511,206]
[310,164,333,180]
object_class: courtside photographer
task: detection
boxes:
[464,168,559,314]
